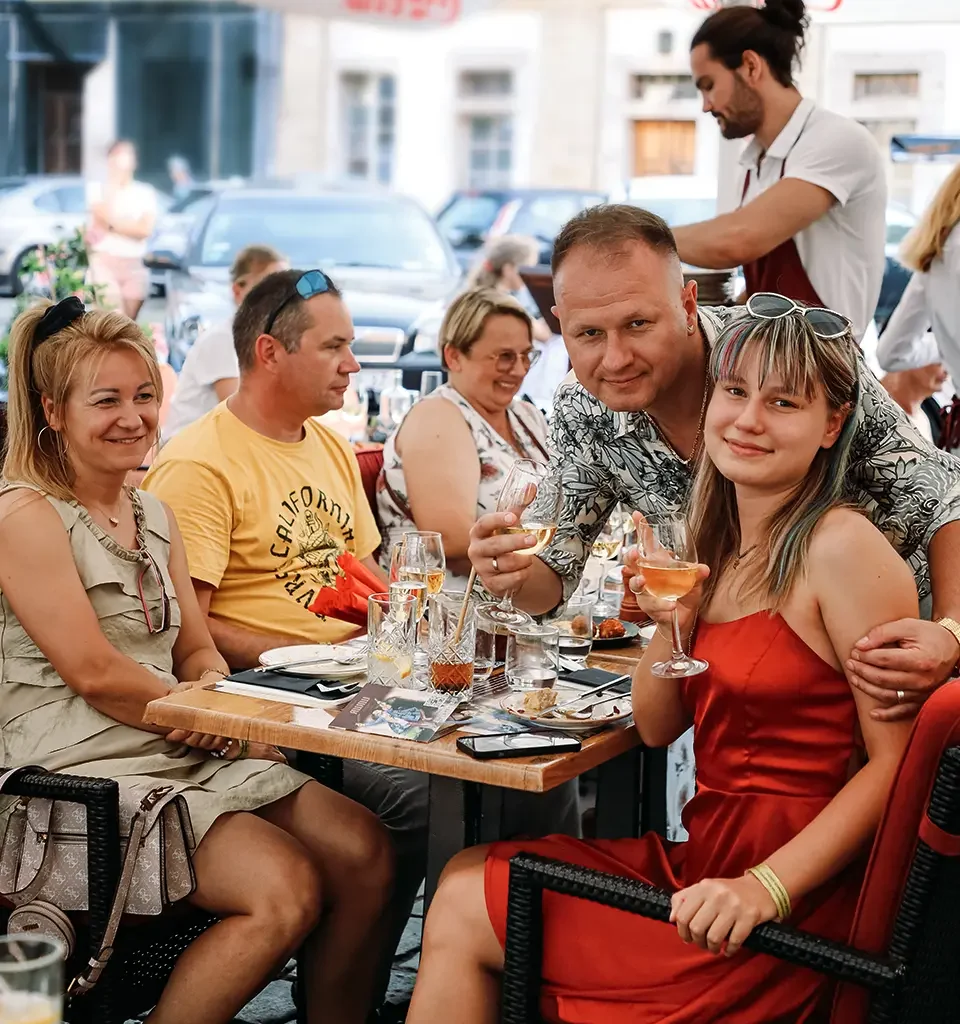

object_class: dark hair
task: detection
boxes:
[552,204,679,276]
[691,0,808,88]
[233,268,342,371]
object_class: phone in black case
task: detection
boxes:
[457,732,582,760]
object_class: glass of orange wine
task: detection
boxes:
[636,513,708,678]
[484,459,561,629]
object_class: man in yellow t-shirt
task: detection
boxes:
[144,269,385,664]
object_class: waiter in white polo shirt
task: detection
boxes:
[672,0,887,346]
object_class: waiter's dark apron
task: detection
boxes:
[740,116,825,306]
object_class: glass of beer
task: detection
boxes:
[427,592,477,699]
[635,513,708,678]
[0,936,64,1024]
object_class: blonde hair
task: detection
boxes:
[3,302,163,500]
[900,164,960,272]
[689,311,860,611]
[230,244,284,285]
[439,288,533,370]
[466,236,540,291]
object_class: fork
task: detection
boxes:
[254,650,365,674]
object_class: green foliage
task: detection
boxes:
[0,230,108,363]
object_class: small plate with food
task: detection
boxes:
[499,687,633,734]
[590,617,642,646]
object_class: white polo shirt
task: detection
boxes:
[738,97,887,342]
[165,319,239,439]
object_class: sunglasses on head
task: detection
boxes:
[745,293,851,340]
[262,270,333,337]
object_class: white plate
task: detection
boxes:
[216,681,357,710]
[499,690,632,734]
[258,644,366,679]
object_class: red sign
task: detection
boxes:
[341,0,462,21]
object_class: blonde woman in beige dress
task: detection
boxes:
[0,299,393,1024]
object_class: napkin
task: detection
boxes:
[226,669,357,696]
[307,551,385,628]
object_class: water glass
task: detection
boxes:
[427,592,476,698]
[550,594,595,666]
[419,370,444,398]
[506,623,560,692]
[367,592,418,687]
[0,935,63,1024]
[474,606,503,683]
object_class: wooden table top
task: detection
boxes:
[144,646,645,794]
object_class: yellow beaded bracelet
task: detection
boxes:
[746,863,792,921]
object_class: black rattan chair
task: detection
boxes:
[501,681,960,1024]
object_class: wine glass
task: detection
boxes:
[393,532,446,674]
[483,459,562,629]
[635,513,708,678]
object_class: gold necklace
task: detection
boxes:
[651,370,711,466]
[732,544,758,570]
[88,492,126,528]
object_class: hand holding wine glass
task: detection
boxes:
[627,512,710,678]
[483,459,561,628]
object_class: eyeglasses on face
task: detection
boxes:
[745,293,851,340]
[481,348,542,373]
[262,270,333,337]
[137,552,171,635]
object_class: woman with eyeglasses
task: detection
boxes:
[408,302,917,1024]
[0,300,394,1024]
[378,287,549,585]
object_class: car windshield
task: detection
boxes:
[199,195,453,273]
[436,194,502,237]
[634,197,717,226]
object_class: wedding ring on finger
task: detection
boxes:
[211,740,235,759]
[897,689,906,704]
[492,557,500,573]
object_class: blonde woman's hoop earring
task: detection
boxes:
[37,425,53,450]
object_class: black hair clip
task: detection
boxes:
[34,296,86,346]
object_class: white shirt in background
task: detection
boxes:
[737,98,888,341]
[877,223,960,387]
[85,180,158,259]
[165,320,238,439]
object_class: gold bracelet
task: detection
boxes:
[199,668,227,682]
[746,863,792,921]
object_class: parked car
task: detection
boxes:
[0,176,88,295]
[875,202,917,329]
[436,188,607,271]
[145,188,462,395]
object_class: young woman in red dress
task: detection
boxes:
[407,304,919,1024]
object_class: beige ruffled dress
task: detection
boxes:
[0,484,310,847]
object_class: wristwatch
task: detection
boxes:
[936,617,960,675]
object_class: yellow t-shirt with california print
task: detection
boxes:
[143,403,381,646]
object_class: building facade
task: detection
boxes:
[0,0,282,188]
[272,0,960,215]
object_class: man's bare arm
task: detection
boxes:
[672,178,835,269]
[193,580,303,671]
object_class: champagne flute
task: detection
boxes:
[635,513,708,678]
[484,459,561,629]
[388,543,428,622]
[395,532,446,675]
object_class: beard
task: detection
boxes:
[715,74,764,140]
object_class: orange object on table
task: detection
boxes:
[618,564,650,625]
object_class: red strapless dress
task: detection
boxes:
[484,611,864,1024]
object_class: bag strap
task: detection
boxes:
[68,789,166,996]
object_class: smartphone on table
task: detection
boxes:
[457,732,582,760]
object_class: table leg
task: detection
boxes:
[640,746,668,839]
[594,746,642,840]
[425,777,507,912]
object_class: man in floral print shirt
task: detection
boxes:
[468,204,960,721]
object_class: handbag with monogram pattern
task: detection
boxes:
[0,767,196,992]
